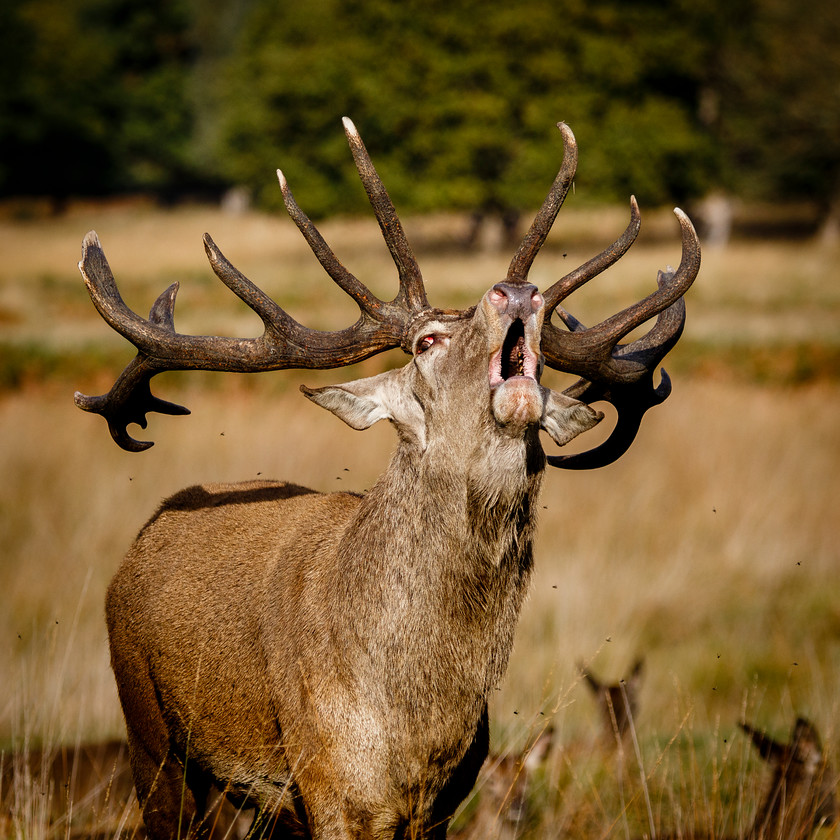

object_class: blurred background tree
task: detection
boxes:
[709,0,840,233]
[0,0,207,209]
[1,0,837,230]
[213,0,719,217]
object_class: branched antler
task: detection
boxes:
[543,210,699,469]
[76,119,700,464]
[499,123,699,468]
[74,118,431,451]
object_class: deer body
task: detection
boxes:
[451,727,556,840]
[741,718,837,840]
[646,719,837,840]
[77,119,700,838]
[107,290,590,837]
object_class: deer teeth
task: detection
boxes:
[489,321,538,387]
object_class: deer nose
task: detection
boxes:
[488,283,543,320]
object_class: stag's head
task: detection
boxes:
[301,277,600,464]
[75,119,699,467]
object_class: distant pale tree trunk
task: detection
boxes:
[818,195,840,246]
[694,191,735,249]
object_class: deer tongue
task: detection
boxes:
[491,375,543,431]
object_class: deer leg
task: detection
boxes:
[122,721,209,840]
[425,705,490,839]
[108,621,206,839]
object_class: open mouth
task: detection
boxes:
[502,320,526,378]
[489,320,538,386]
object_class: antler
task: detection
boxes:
[74,118,430,451]
[545,210,699,469]
[77,119,698,465]
[509,122,701,469]
[506,121,578,285]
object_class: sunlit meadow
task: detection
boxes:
[1,197,838,837]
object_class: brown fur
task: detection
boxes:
[649,718,837,840]
[105,289,602,838]
[740,718,837,840]
[579,658,644,747]
[451,727,555,840]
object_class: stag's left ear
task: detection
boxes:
[301,372,399,430]
[541,388,603,446]
[301,369,424,439]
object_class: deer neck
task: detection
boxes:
[353,423,544,562]
[337,427,545,693]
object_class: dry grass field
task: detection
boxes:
[1,195,838,838]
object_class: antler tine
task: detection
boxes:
[548,282,684,469]
[201,229,406,358]
[542,208,699,379]
[74,239,192,450]
[74,354,190,452]
[547,369,672,470]
[75,120,445,451]
[562,269,687,374]
[202,232,304,335]
[506,122,578,285]
[542,197,641,315]
[276,169,385,320]
[342,117,428,312]
[74,121,443,452]
[545,209,700,470]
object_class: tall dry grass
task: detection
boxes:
[1,197,839,837]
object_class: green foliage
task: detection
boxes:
[712,0,840,205]
[213,0,721,214]
[0,0,198,200]
[0,0,118,198]
[1,0,838,213]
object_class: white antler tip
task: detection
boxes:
[673,207,699,236]
[342,116,359,138]
[83,230,101,250]
[556,121,576,145]
[276,169,287,190]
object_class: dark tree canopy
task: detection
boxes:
[1,0,837,219]
[0,0,199,203]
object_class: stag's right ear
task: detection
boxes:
[301,369,421,434]
[540,388,603,446]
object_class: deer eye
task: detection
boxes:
[416,335,436,355]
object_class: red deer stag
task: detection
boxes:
[75,119,700,839]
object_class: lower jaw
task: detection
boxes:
[491,377,543,428]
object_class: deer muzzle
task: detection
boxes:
[485,283,545,431]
